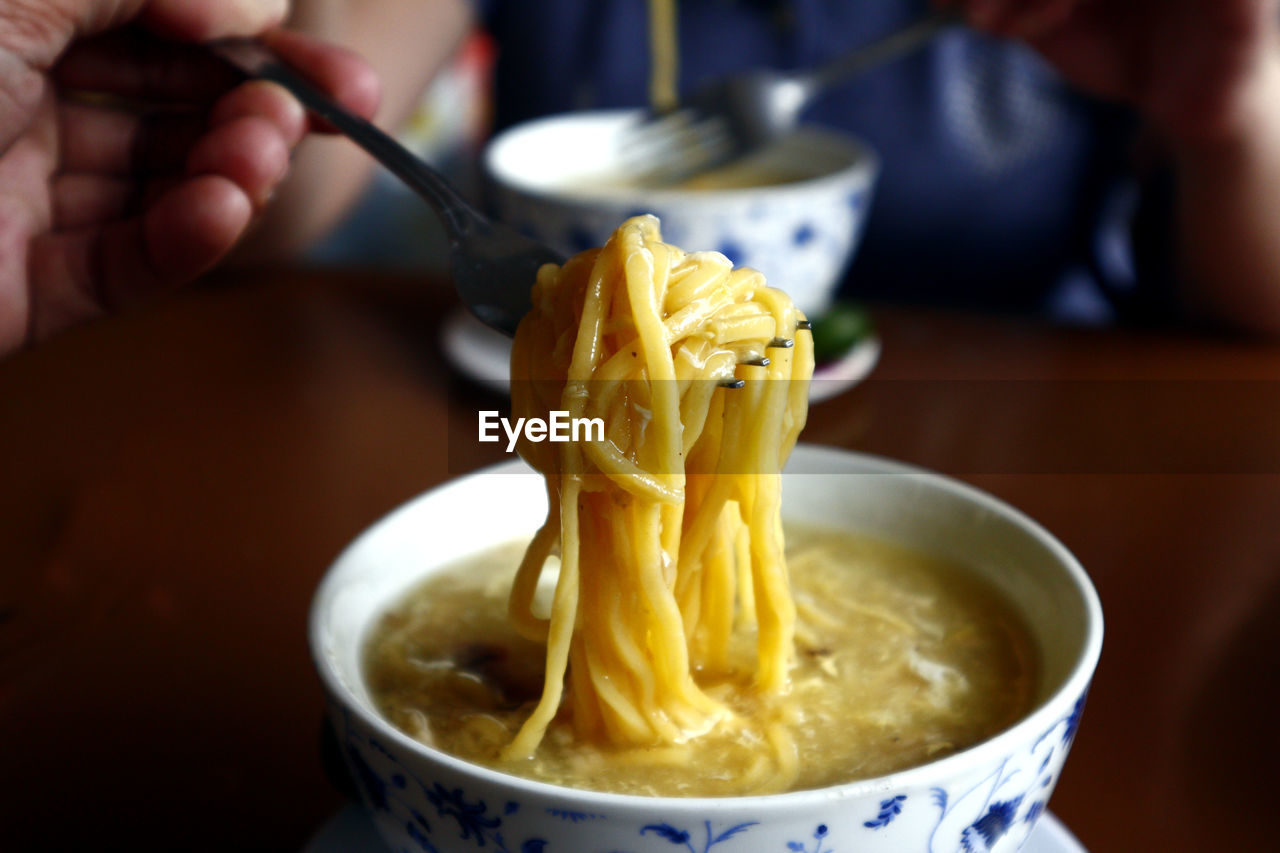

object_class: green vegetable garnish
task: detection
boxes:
[809,301,873,364]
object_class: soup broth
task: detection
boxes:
[364,526,1036,797]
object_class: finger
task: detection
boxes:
[51,174,135,229]
[141,0,289,42]
[54,29,242,103]
[134,174,185,215]
[55,27,379,130]
[58,100,204,175]
[132,174,254,287]
[210,80,307,147]
[262,29,382,125]
[30,175,253,338]
[51,172,184,231]
[57,80,304,178]
[186,115,291,209]
[9,0,286,63]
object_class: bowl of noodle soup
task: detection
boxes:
[315,219,1097,851]
[484,109,878,317]
[312,445,1101,853]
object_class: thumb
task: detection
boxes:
[141,0,290,41]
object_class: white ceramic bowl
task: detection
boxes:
[312,446,1102,853]
[483,111,879,317]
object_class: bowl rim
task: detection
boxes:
[310,444,1103,810]
[483,108,880,206]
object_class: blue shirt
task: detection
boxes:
[481,0,1165,323]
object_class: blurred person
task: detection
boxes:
[0,0,380,355]
[262,0,1280,333]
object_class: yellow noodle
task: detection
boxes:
[503,216,813,778]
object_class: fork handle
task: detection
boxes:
[209,39,486,243]
[804,9,961,93]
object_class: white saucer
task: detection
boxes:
[810,333,880,403]
[440,308,517,395]
[305,804,1086,852]
[441,308,880,401]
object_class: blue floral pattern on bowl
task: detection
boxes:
[314,449,1102,853]
[335,688,1088,853]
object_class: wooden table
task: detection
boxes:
[2,271,1277,850]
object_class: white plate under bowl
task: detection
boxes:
[304,805,1087,852]
[442,307,880,401]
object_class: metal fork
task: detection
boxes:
[211,39,559,337]
[623,9,960,186]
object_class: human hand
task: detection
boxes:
[956,0,1280,143]
[0,0,379,354]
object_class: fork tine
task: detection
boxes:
[618,109,701,153]
[617,112,740,187]
[621,126,729,170]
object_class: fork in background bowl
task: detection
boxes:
[484,109,879,319]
